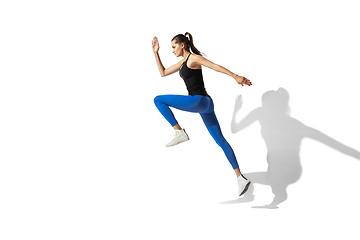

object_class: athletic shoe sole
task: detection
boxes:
[166,138,189,147]
[239,181,251,196]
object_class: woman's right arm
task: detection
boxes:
[152,36,181,77]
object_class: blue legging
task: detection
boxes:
[154,94,239,170]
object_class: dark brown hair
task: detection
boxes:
[171,32,203,56]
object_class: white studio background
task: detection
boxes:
[1,0,360,240]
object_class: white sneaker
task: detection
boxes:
[166,129,189,147]
[237,174,251,196]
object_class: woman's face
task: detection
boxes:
[171,40,184,57]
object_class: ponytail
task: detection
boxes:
[184,32,202,56]
[172,32,204,56]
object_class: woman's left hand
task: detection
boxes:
[152,36,160,53]
[235,75,252,86]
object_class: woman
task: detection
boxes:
[152,32,252,196]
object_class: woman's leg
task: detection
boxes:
[154,95,211,147]
[154,95,211,127]
[172,124,182,131]
[154,95,179,127]
[201,111,251,196]
[200,111,240,172]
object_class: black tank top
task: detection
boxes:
[179,54,210,97]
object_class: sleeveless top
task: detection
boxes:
[179,54,210,97]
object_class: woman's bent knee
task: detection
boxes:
[154,95,161,105]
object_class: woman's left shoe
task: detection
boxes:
[166,129,190,147]
[237,174,251,196]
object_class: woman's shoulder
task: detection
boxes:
[189,53,204,61]
[188,54,204,69]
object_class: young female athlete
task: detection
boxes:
[152,32,252,196]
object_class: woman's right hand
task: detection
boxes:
[152,36,160,53]
[235,75,252,86]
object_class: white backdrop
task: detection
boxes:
[1,0,360,239]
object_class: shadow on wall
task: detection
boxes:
[222,88,360,209]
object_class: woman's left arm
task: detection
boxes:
[192,55,252,86]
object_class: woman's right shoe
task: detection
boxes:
[237,174,251,196]
[166,129,190,147]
